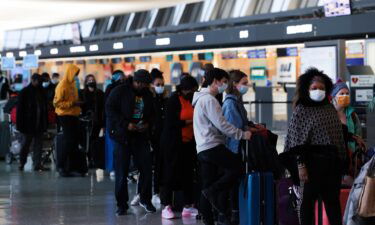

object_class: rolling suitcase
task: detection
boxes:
[239,140,275,225]
[54,132,88,174]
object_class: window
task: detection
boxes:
[79,20,95,38]
[49,25,66,42]
[179,2,204,24]
[129,11,152,30]
[33,27,50,45]
[19,29,36,49]
[153,7,175,28]
[4,30,21,49]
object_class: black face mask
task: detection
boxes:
[87,82,96,89]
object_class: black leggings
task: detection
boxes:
[160,141,196,206]
[58,116,79,173]
[301,155,342,225]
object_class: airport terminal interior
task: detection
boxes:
[0,0,375,225]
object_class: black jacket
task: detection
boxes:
[160,92,194,186]
[80,88,105,128]
[0,77,11,100]
[105,84,153,144]
[16,84,48,134]
[151,93,168,142]
[104,80,123,128]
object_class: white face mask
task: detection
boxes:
[51,79,59,84]
[309,90,326,102]
[154,86,164,94]
[218,83,228,94]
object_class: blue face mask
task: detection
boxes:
[218,83,228,94]
[74,77,80,89]
[14,83,23,91]
[238,85,249,95]
[42,81,50,88]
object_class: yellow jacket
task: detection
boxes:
[53,65,81,116]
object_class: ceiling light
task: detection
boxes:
[239,30,249,39]
[195,34,204,43]
[34,50,42,56]
[70,46,86,53]
[286,24,313,35]
[155,38,170,46]
[89,44,99,51]
[19,51,27,57]
[113,42,123,49]
[6,52,14,57]
[50,48,58,55]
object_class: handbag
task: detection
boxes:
[357,157,375,217]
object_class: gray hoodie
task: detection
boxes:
[192,88,245,154]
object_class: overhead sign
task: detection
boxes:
[324,0,351,17]
[351,75,375,87]
[23,55,39,69]
[276,57,297,83]
[1,57,16,70]
[300,46,337,82]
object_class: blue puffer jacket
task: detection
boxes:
[222,94,248,154]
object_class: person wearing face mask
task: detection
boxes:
[159,75,199,219]
[222,70,265,225]
[106,69,156,215]
[192,68,252,225]
[331,82,364,153]
[16,73,49,171]
[41,73,57,126]
[131,69,168,206]
[80,74,105,168]
[283,68,346,225]
[51,73,60,86]
[104,70,126,175]
[54,65,83,177]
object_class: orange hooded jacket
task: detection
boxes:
[53,65,81,116]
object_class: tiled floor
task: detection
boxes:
[0,163,204,225]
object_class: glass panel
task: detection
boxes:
[33,27,50,44]
[62,24,73,40]
[19,29,36,49]
[271,0,285,13]
[4,30,21,49]
[180,2,203,24]
[79,20,95,38]
[49,25,65,42]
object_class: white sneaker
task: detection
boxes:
[130,194,141,206]
[182,207,199,217]
[162,206,175,219]
[152,194,161,204]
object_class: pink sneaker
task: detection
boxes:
[162,206,175,219]
[182,207,199,217]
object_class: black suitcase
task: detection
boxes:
[54,132,88,174]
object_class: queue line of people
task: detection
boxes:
[5,63,367,225]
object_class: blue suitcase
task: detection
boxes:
[239,172,274,225]
[239,139,275,225]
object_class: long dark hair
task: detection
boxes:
[294,68,333,108]
[84,74,96,90]
[227,70,247,97]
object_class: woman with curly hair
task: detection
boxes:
[284,68,346,225]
